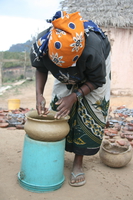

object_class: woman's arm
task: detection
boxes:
[35,69,49,115]
[55,81,95,119]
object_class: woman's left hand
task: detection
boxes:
[54,93,77,119]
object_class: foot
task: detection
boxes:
[69,154,86,186]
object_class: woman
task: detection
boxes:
[30,11,111,187]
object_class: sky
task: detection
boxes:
[0,0,61,51]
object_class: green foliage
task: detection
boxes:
[18,74,24,80]
[3,51,22,59]
[1,51,31,69]
[3,62,21,68]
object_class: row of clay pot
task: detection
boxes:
[104,123,133,148]
[120,131,133,141]
[0,124,24,129]
[104,134,133,148]
[0,107,30,114]
[0,108,30,129]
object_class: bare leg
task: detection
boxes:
[70,154,85,185]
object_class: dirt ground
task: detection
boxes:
[0,74,133,200]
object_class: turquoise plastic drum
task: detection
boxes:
[18,134,65,192]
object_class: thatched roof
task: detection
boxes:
[60,0,133,28]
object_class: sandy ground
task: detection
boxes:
[0,74,133,200]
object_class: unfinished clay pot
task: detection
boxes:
[99,140,132,168]
[24,110,70,142]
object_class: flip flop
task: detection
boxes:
[69,172,86,187]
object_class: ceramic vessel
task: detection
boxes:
[99,141,132,168]
[24,110,70,142]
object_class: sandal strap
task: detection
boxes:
[71,172,85,178]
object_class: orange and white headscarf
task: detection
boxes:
[48,11,85,68]
[34,11,105,68]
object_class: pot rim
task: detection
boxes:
[101,143,132,155]
[25,110,70,123]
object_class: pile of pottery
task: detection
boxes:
[99,105,133,168]
[104,105,133,147]
[0,107,30,130]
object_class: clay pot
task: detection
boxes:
[117,105,126,109]
[113,123,121,131]
[16,124,24,129]
[116,139,130,146]
[24,110,70,142]
[109,139,115,143]
[0,113,6,116]
[120,132,125,138]
[125,135,133,142]
[0,123,9,128]
[7,127,16,130]
[123,125,133,131]
[105,132,118,139]
[99,140,132,168]
[0,119,7,123]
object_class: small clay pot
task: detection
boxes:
[113,123,121,131]
[99,141,132,168]
[0,113,6,116]
[109,128,118,134]
[105,132,117,139]
[125,135,133,142]
[7,127,16,130]
[16,124,24,129]
[116,139,130,146]
[117,105,126,109]
[0,123,9,128]
[128,123,133,126]
[109,139,115,143]
[3,110,9,113]
[120,132,125,138]
[123,125,133,131]
[104,128,118,136]
[0,119,7,123]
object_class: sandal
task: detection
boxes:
[69,172,86,187]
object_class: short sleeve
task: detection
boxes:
[30,46,48,73]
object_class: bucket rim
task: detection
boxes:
[8,99,20,101]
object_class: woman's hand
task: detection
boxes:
[54,93,77,119]
[36,94,49,116]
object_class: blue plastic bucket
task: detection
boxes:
[18,134,65,192]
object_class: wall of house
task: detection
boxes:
[102,27,133,96]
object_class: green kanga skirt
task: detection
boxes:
[50,54,111,156]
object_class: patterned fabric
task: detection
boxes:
[50,53,111,156]
[84,20,105,38]
[48,11,85,68]
[32,10,106,68]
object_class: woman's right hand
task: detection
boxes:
[36,94,49,116]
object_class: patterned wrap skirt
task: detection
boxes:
[50,53,111,156]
